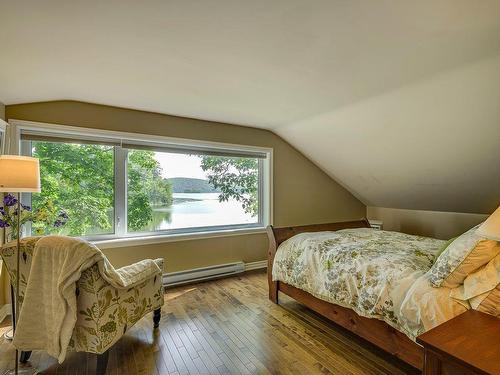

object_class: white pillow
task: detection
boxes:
[452,254,500,316]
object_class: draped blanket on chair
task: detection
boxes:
[11,236,162,363]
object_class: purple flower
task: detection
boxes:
[54,219,63,228]
[58,211,69,219]
[0,219,9,228]
[0,207,5,216]
[3,194,17,207]
[21,203,32,212]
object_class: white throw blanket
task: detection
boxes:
[13,235,161,363]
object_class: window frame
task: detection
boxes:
[0,119,7,154]
[10,119,273,246]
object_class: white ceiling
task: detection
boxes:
[1,0,500,213]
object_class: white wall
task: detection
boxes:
[367,206,488,240]
[280,54,500,215]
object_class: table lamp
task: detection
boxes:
[0,155,40,375]
[477,206,500,241]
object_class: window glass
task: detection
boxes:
[28,140,115,236]
[127,150,259,232]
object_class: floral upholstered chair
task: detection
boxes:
[0,237,164,375]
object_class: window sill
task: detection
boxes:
[93,226,268,250]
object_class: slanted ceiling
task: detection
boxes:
[1,1,499,214]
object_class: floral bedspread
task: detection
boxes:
[272,228,447,339]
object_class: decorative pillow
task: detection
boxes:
[464,254,500,316]
[470,286,500,316]
[428,225,500,288]
[434,237,455,262]
[451,252,500,298]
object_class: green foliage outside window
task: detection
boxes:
[31,142,173,236]
[32,142,115,236]
[200,156,259,217]
[127,150,173,231]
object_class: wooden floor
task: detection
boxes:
[0,270,418,375]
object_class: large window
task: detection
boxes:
[18,123,271,241]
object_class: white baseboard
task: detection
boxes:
[0,303,11,323]
[163,262,245,287]
[163,260,267,287]
[244,260,267,271]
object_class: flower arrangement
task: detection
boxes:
[0,193,68,240]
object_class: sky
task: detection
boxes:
[154,152,209,180]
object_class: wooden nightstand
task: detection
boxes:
[417,310,500,375]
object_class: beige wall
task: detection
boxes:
[367,206,489,240]
[0,101,9,312]
[5,100,365,270]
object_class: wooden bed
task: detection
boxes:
[267,219,424,370]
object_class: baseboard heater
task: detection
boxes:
[162,262,245,287]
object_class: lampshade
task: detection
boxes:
[0,155,41,192]
[477,206,500,241]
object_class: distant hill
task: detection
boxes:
[168,177,220,193]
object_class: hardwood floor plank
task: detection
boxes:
[196,349,221,375]
[216,363,230,375]
[190,324,224,367]
[175,324,200,360]
[178,346,201,375]
[153,327,179,373]
[217,352,245,375]
[192,355,211,375]
[160,328,190,375]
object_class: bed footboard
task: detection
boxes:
[266,219,370,303]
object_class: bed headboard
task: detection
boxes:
[267,219,370,248]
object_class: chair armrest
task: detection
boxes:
[114,258,164,286]
[153,258,164,272]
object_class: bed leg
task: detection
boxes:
[267,225,279,304]
[269,281,279,304]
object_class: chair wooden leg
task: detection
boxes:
[153,308,161,328]
[96,350,110,375]
[19,351,32,363]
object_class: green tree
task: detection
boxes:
[32,142,115,236]
[199,156,258,216]
[31,142,172,236]
[127,150,173,231]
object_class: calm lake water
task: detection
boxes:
[135,193,257,232]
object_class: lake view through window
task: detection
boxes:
[128,150,259,233]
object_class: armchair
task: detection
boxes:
[1,237,164,375]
